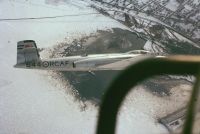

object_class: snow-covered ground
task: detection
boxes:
[165,0,180,11]
[0,0,174,134]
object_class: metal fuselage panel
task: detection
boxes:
[15,53,141,71]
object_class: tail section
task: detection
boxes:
[15,40,40,67]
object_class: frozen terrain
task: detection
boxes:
[0,0,192,134]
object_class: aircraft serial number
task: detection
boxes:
[26,61,69,68]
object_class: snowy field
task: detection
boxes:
[0,0,179,134]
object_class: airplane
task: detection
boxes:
[14,40,162,71]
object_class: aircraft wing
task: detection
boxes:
[43,55,152,71]
[96,55,151,71]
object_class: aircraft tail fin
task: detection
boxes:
[15,40,40,67]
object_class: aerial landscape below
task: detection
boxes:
[0,0,200,134]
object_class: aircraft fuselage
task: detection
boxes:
[15,53,142,71]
